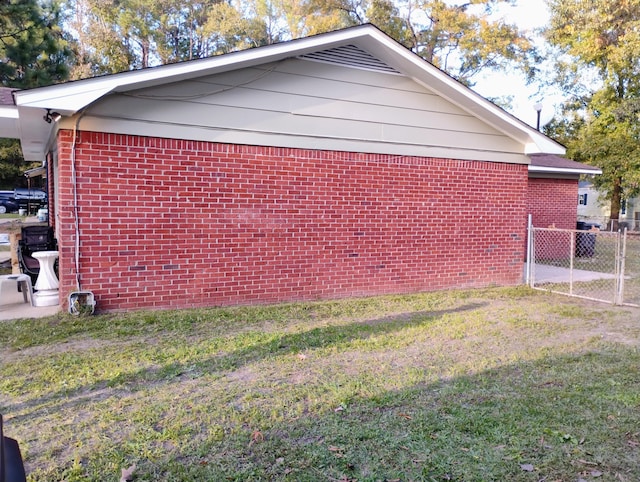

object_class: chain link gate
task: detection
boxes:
[526,221,638,306]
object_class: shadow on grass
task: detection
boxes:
[26,346,640,481]
[3,303,486,418]
[248,350,640,482]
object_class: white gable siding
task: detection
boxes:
[78,58,527,164]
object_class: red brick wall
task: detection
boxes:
[527,178,578,230]
[56,130,528,312]
[526,177,578,261]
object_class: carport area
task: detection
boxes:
[0,284,59,320]
[0,218,61,320]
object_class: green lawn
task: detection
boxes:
[1,287,639,481]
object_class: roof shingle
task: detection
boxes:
[529,153,601,174]
[0,87,16,106]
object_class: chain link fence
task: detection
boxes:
[578,216,640,232]
[623,232,640,306]
[527,225,638,306]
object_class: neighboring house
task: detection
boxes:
[578,181,638,230]
[0,25,600,313]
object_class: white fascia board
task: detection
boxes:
[11,27,378,160]
[14,27,380,114]
[0,105,18,119]
[15,86,114,115]
[528,165,602,175]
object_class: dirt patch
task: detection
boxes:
[0,337,132,364]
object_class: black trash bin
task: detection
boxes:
[1,414,27,482]
[575,222,598,257]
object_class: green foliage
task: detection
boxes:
[366,0,409,45]
[66,0,132,77]
[409,0,537,85]
[546,0,640,220]
[291,0,536,85]
[69,0,272,75]
[0,0,71,187]
[0,0,71,88]
[0,139,39,189]
[573,91,640,208]
[547,0,640,85]
[67,0,535,86]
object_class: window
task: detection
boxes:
[621,199,627,215]
[578,193,588,205]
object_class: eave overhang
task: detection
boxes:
[528,165,602,176]
[10,24,565,161]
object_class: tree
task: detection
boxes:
[408,0,536,85]
[0,0,71,88]
[70,0,162,73]
[66,0,535,87]
[546,0,640,225]
[294,0,537,86]
[72,0,266,73]
[0,140,31,189]
[0,0,72,189]
[66,0,134,78]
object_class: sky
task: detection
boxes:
[473,1,557,127]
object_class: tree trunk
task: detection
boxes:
[609,176,622,230]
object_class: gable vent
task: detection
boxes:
[298,45,400,74]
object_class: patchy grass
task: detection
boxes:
[1,287,639,481]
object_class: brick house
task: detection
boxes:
[1,25,599,312]
[527,154,600,230]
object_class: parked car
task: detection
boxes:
[13,187,47,210]
[13,187,47,202]
[0,190,19,214]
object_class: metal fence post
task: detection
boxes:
[616,228,627,305]
[569,230,575,296]
[526,214,533,286]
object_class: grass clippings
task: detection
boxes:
[1,286,639,481]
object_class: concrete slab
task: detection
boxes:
[532,263,616,284]
[0,283,60,320]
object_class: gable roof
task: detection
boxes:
[6,24,565,161]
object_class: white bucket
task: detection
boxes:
[37,208,48,222]
[18,208,26,216]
